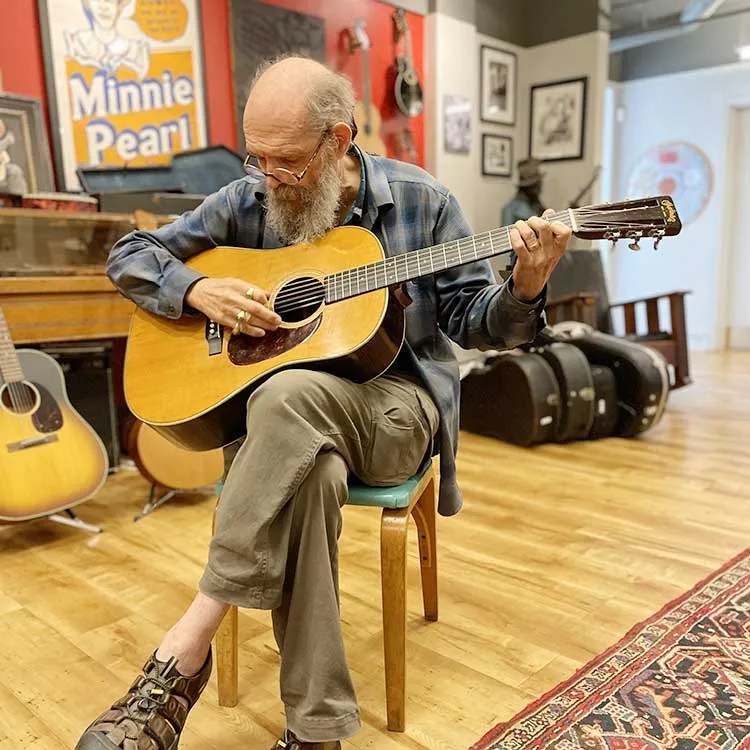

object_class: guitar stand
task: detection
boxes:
[134,483,216,522]
[47,508,103,535]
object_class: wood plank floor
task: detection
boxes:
[1,351,749,750]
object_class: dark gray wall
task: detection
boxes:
[474,0,600,47]
[613,11,750,80]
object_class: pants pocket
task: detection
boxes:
[360,399,430,486]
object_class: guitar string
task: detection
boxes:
[271,211,575,314]
[268,206,653,311]
[272,208,662,312]
[258,207,664,316]
[271,213,568,312]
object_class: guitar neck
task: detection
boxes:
[361,48,372,132]
[0,307,24,383]
[325,210,574,304]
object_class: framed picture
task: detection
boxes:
[529,77,587,162]
[480,45,516,125]
[0,93,55,194]
[38,0,209,191]
[443,94,472,154]
[482,134,512,177]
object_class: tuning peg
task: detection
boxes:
[652,230,665,250]
[626,231,643,251]
[604,230,621,251]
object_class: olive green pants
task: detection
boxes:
[199,369,439,742]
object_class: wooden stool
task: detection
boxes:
[213,462,439,732]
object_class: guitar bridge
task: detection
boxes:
[7,434,59,452]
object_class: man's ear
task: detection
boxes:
[331,122,353,159]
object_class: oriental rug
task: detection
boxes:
[471,548,750,750]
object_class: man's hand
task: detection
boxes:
[509,208,572,302]
[185,277,281,337]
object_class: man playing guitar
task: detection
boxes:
[76,56,571,750]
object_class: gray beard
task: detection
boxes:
[265,157,342,245]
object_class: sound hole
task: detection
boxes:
[273,276,325,324]
[0,382,38,415]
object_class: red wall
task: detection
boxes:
[0,0,424,189]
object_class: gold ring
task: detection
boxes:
[232,322,241,335]
[245,287,255,300]
[236,309,248,323]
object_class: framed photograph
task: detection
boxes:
[0,93,55,194]
[38,0,209,191]
[482,134,513,177]
[480,45,516,125]
[443,94,472,154]
[529,77,587,162]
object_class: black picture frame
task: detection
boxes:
[0,92,55,194]
[480,45,517,126]
[481,134,512,177]
[529,76,587,162]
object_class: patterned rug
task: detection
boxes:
[472,549,750,750]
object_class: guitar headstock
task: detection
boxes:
[572,195,682,250]
[351,19,370,51]
[392,8,407,40]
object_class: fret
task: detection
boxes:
[0,308,24,383]
[323,222,524,302]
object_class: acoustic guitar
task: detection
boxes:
[0,307,109,521]
[392,9,423,118]
[123,196,682,452]
[125,417,225,492]
[348,20,386,156]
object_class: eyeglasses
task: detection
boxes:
[243,131,329,185]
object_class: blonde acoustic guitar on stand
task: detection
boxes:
[0,307,108,522]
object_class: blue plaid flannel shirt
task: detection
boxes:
[107,146,546,516]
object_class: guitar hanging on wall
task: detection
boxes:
[123,196,683,453]
[0,307,109,521]
[348,19,387,156]
[392,9,423,118]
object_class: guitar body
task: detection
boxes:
[127,419,224,490]
[353,99,386,155]
[124,226,405,451]
[0,350,109,521]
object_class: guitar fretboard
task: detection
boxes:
[325,210,572,303]
[0,307,24,384]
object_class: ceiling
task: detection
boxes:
[609,0,750,32]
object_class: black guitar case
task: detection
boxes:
[549,324,669,437]
[531,342,596,442]
[589,365,619,440]
[459,351,561,446]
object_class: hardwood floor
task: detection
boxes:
[1,351,748,750]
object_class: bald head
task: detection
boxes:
[242,55,355,154]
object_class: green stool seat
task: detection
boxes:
[347,464,431,509]
[216,463,432,511]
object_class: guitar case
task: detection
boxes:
[530,342,596,442]
[459,351,561,446]
[589,365,619,440]
[549,323,669,437]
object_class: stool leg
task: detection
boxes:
[381,507,409,732]
[215,604,238,707]
[411,477,438,622]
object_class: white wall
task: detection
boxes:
[612,61,750,351]
[425,12,480,228]
[520,31,609,219]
